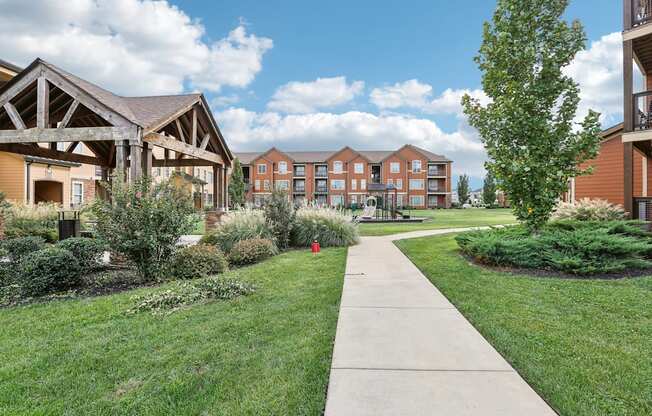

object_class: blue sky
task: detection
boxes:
[1,0,625,189]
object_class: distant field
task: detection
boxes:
[358,208,516,236]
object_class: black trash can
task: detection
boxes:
[58,211,81,241]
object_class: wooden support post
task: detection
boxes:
[130,142,143,181]
[37,77,49,129]
[3,103,26,129]
[223,166,228,210]
[213,164,219,209]
[59,100,80,129]
[115,140,127,180]
[624,39,634,216]
[142,142,153,177]
[191,107,198,147]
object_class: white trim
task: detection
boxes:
[622,131,652,142]
[71,180,84,206]
[623,23,652,42]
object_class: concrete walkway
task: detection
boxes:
[324,228,556,416]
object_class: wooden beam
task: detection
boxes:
[191,107,197,147]
[143,142,153,176]
[175,119,186,143]
[3,103,26,129]
[115,141,127,178]
[0,69,40,108]
[58,99,80,129]
[66,142,79,153]
[0,143,106,166]
[0,126,138,144]
[213,164,219,209]
[130,142,143,180]
[200,133,211,151]
[37,77,49,129]
[144,132,223,164]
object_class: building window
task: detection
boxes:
[207,172,213,184]
[350,195,357,204]
[295,165,305,177]
[410,195,425,207]
[333,161,343,173]
[390,162,400,173]
[397,194,405,207]
[361,179,366,190]
[155,167,162,177]
[409,179,424,190]
[263,180,271,191]
[387,178,393,186]
[351,179,357,190]
[165,167,170,178]
[72,181,83,206]
[331,179,345,190]
[331,195,344,207]
[354,163,364,174]
[412,160,422,173]
[396,179,403,190]
[275,180,289,191]
[255,179,261,191]
[257,164,267,174]
[315,165,328,177]
[278,161,287,174]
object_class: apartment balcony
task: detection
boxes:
[315,168,328,178]
[427,166,446,177]
[294,166,306,177]
[624,91,652,144]
[633,0,652,27]
[315,187,328,194]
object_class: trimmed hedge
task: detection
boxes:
[2,236,46,262]
[57,238,106,273]
[170,244,229,280]
[228,238,278,266]
[456,220,652,275]
[17,247,82,296]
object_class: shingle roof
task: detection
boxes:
[0,59,22,73]
[235,146,451,165]
[40,60,201,131]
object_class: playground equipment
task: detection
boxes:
[361,196,377,219]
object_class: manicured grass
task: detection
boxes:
[359,208,515,236]
[396,234,652,416]
[0,248,347,415]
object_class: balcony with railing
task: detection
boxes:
[293,179,306,194]
[633,91,652,131]
[315,165,328,178]
[427,179,444,193]
[315,179,328,193]
[633,0,652,27]
[427,165,446,177]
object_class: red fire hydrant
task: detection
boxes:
[311,240,321,256]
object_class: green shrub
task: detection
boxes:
[2,236,46,262]
[17,247,82,296]
[228,238,278,266]
[128,277,255,315]
[92,177,196,281]
[4,202,59,242]
[264,189,295,249]
[201,208,273,253]
[456,222,652,275]
[57,237,106,272]
[292,206,359,247]
[552,198,627,221]
[170,244,228,280]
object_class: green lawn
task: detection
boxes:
[359,208,515,236]
[0,248,347,415]
[396,234,652,416]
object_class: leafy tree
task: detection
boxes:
[482,171,497,206]
[228,158,246,208]
[264,188,295,249]
[92,176,196,280]
[457,174,470,205]
[462,0,601,232]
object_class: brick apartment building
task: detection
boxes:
[234,145,453,209]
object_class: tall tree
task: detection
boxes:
[462,0,601,231]
[228,158,246,208]
[457,174,470,205]
[482,171,497,206]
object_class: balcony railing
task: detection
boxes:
[633,90,652,131]
[315,187,328,193]
[428,168,446,176]
[633,0,652,27]
[315,168,328,178]
[634,197,652,221]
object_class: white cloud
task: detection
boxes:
[268,77,365,113]
[564,32,633,126]
[216,108,487,177]
[370,79,488,116]
[0,0,272,96]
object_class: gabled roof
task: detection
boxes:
[0,59,22,74]
[383,144,451,162]
[600,122,623,142]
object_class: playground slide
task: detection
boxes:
[361,204,376,219]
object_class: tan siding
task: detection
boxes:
[0,152,25,203]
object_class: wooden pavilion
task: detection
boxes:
[0,58,233,210]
